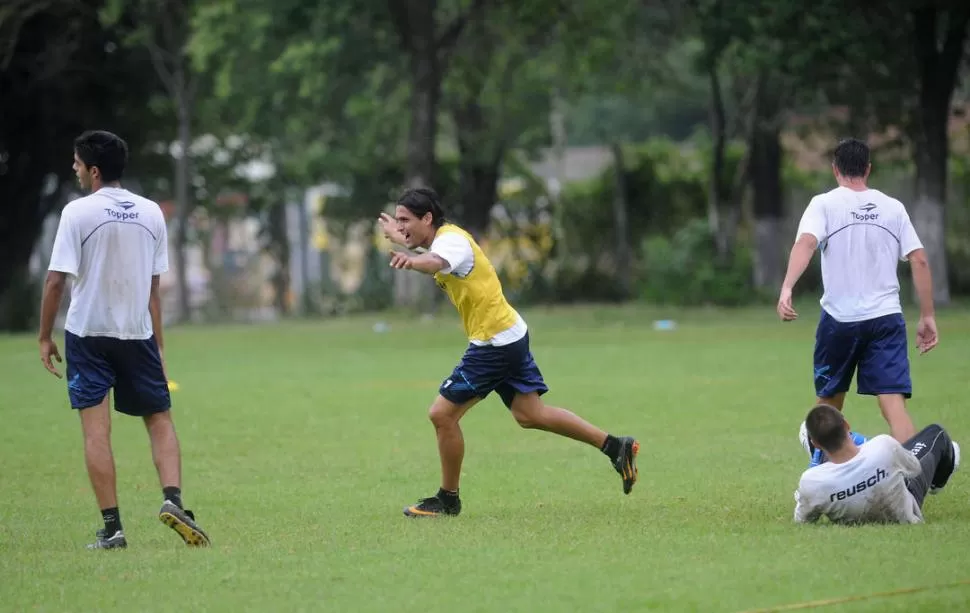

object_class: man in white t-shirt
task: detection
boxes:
[793,404,959,525]
[37,130,210,550]
[777,138,938,442]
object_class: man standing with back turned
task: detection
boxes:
[38,130,210,549]
[777,138,938,443]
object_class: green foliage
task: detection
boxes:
[189,0,406,190]
[559,137,745,262]
[525,135,798,306]
[639,218,755,306]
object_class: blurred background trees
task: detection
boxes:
[2,0,969,329]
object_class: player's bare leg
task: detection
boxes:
[145,411,210,546]
[404,395,479,517]
[509,392,607,446]
[430,395,479,492]
[510,392,640,494]
[79,394,126,549]
[145,411,181,490]
[877,393,916,443]
[816,393,846,411]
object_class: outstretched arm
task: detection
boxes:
[389,251,449,275]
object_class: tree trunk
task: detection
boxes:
[173,72,193,323]
[707,65,733,262]
[0,171,57,331]
[909,7,969,306]
[405,13,439,189]
[610,142,632,298]
[549,88,568,257]
[454,96,501,240]
[456,156,501,241]
[912,111,949,305]
[392,14,440,309]
[749,89,785,292]
[267,201,291,316]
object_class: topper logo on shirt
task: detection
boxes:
[851,203,879,222]
[104,207,139,221]
[828,467,888,502]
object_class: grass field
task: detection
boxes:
[2,303,969,612]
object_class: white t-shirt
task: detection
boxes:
[429,232,527,346]
[48,187,169,340]
[796,186,923,322]
[793,434,923,525]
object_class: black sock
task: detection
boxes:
[437,488,460,506]
[102,507,122,536]
[601,435,622,463]
[163,486,183,509]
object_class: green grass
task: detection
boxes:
[2,303,970,612]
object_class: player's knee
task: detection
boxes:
[512,410,539,429]
[143,409,173,428]
[82,426,110,450]
[428,404,457,429]
[510,398,543,429]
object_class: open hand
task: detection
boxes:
[389,251,413,270]
[378,213,406,246]
[39,338,62,378]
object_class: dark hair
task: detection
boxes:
[74,130,128,182]
[805,404,848,453]
[833,138,870,178]
[397,187,447,227]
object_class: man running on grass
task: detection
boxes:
[377,187,639,517]
[777,138,938,443]
[38,130,210,549]
[793,404,959,525]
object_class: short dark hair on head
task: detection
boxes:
[805,404,848,453]
[833,138,870,178]
[397,187,447,227]
[74,130,128,182]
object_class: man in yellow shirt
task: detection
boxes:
[378,187,640,517]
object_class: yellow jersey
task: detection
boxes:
[432,224,520,342]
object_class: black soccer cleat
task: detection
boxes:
[403,495,462,518]
[159,500,211,546]
[613,436,640,495]
[88,529,127,550]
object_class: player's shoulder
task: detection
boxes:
[59,193,104,222]
[432,225,474,247]
[797,466,829,493]
[802,188,842,216]
[866,433,900,448]
[122,190,164,212]
[809,186,844,205]
[859,434,899,455]
[866,189,907,210]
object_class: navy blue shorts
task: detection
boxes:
[813,310,912,399]
[65,331,171,416]
[439,333,549,409]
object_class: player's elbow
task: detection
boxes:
[908,249,929,268]
[795,234,818,252]
[45,271,67,290]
